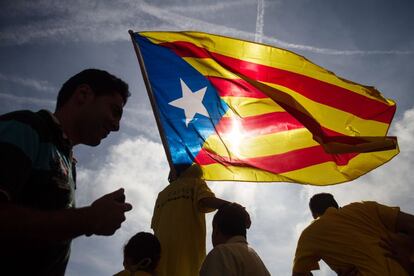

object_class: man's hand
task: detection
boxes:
[85,188,132,236]
[236,203,251,229]
[228,202,251,229]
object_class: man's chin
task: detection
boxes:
[85,139,102,147]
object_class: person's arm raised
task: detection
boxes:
[198,197,229,210]
[199,199,252,229]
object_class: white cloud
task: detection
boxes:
[167,0,254,13]
[0,1,152,45]
[0,73,56,93]
[291,106,414,275]
[1,1,412,55]
[1,1,412,275]
[0,92,55,108]
[255,0,265,43]
[302,106,414,212]
[69,136,169,275]
[137,1,414,55]
[121,106,161,139]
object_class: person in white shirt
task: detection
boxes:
[200,203,270,276]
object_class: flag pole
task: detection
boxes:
[128,30,177,179]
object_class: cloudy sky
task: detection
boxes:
[1,0,414,275]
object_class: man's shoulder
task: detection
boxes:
[341,201,381,212]
[0,110,59,152]
[343,200,380,206]
[1,110,37,121]
[0,110,52,133]
[205,243,233,263]
[299,214,335,238]
[211,242,233,252]
[212,236,248,253]
[208,239,269,272]
[300,220,318,236]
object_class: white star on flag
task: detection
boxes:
[169,78,209,126]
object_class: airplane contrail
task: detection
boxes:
[138,1,414,55]
[0,1,412,56]
[255,0,265,43]
[168,0,253,13]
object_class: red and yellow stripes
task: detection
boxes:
[139,31,399,185]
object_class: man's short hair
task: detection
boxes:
[213,203,248,237]
[55,69,130,110]
[124,232,161,272]
[309,193,339,216]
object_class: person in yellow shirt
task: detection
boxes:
[114,232,161,276]
[292,193,414,276]
[151,164,230,276]
[381,232,414,275]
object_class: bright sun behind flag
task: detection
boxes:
[130,31,399,185]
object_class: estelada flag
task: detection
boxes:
[130,31,399,185]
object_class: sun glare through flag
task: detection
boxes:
[130,31,399,185]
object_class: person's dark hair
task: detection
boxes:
[124,232,161,272]
[309,193,339,216]
[213,203,248,238]
[168,164,203,183]
[55,69,130,110]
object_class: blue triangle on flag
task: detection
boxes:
[135,34,229,172]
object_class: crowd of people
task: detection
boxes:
[0,69,413,275]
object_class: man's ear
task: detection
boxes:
[73,84,94,105]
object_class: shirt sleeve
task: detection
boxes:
[195,179,215,213]
[292,232,320,273]
[373,202,400,232]
[0,120,38,201]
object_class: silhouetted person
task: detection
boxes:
[0,69,133,275]
[114,232,161,276]
[151,164,231,276]
[200,203,270,276]
[292,193,414,276]
[381,233,414,275]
